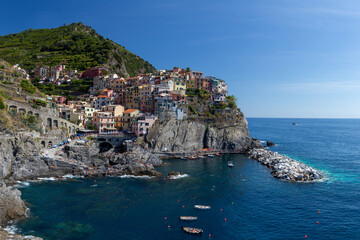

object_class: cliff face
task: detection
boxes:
[0,136,46,180]
[146,108,259,153]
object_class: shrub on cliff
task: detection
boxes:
[226,95,237,109]
[20,80,36,94]
[0,97,5,109]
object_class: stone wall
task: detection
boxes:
[6,100,81,134]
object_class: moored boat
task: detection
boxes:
[215,153,221,156]
[228,161,234,167]
[208,154,215,158]
[194,205,211,210]
[198,155,206,159]
[182,227,203,234]
[179,216,198,221]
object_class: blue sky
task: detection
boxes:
[1,0,360,118]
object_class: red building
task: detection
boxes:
[79,67,108,79]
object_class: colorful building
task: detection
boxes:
[122,109,140,130]
[93,111,115,133]
[80,67,108,80]
[131,115,157,136]
[92,95,112,109]
[101,104,125,117]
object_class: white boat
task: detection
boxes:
[198,156,206,159]
[228,161,234,167]
[194,205,211,210]
[208,154,215,158]
[179,216,198,221]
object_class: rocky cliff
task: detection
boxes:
[0,136,46,180]
[146,108,261,153]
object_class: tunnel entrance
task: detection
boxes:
[99,142,113,153]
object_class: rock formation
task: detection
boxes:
[0,183,27,226]
[146,113,261,153]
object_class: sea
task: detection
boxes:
[13,118,360,239]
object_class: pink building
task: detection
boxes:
[93,111,116,133]
[131,115,157,136]
[53,96,67,104]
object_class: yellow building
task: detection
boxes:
[122,109,140,130]
[173,78,187,91]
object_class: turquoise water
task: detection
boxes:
[15,118,360,239]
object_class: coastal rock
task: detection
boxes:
[266,141,275,146]
[166,171,187,179]
[0,227,42,240]
[248,148,323,182]
[105,146,162,177]
[0,184,27,227]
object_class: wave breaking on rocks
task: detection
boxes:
[248,148,323,182]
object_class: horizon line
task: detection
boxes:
[246,117,360,119]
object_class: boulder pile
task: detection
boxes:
[248,148,323,182]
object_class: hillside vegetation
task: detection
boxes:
[0,59,45,132]
[0,22,156,77]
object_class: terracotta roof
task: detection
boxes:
[97,95,110,98]
[124,109,139,113]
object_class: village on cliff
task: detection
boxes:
[24,65,229,136]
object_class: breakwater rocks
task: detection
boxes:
[248,148,323,182]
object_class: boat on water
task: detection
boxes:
[198,155,206,159]
[179,216,198,221]
[194,205,211,210]
[208,154,215,158]
[292,123,297,125]
[215,153,221,156]
[180,157,187,160]
[228,161,234,167]
[182,227,203,234]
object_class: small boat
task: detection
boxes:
[179,216,198,221]
[292,123,297,125]
[180,157,187,160]
[198,155,206,159]
[215,153,221,156]
[208,154,215,158]
[182,227,203,234]
[228,161,234,167]
[194,205,211,210]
